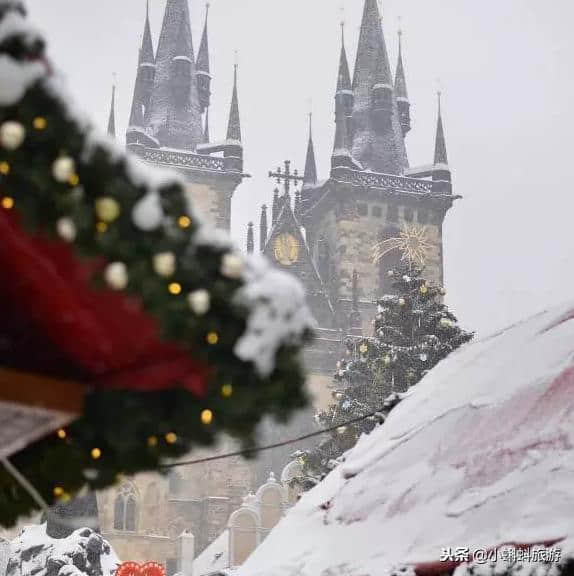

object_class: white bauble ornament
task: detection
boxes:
[440,318,452,328]
[133,191,163,231]
[221,253,243,279]
[187,289,211,315]
[420,353,428,362]
[56,217,76,242]
[398,298,406,306]
[0,121,25,150]
[387,270,394,277]
[337,426,347,434]
[104,262,128,290]
[153,252,176,277]
[52,156,76,182]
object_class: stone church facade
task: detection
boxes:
[98,0,460,572]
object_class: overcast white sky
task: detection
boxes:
[26,0,574,337]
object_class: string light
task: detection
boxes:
[57,429,67,439]
[165,432,178,444]
[168,282,182,295]
[178,215,191,229]
[68,173,80,187]
[147,436,158,447]
[221,384,233,398]
[33,117,47,130]
[1,196,14,210]
[53,486,64,497]
[96,222,108,233]
[201,409,213,425]
[0,161,10,175]
[91,448,102,460]
[207,331,219,345]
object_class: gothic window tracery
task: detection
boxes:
[113,482,139,532]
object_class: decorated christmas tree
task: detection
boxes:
[298,231,473,486]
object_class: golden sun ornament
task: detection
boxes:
[373,223,431,267]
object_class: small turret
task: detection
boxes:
[196,2,211,114]
[107,83,116,138]
[303,112,317,189]
[395,29,411,136]
[432,91,452,193]
[259,205,268,252]
[225,60,243,160]
[126,1,156,148]
[272,188,280,224]
[247,222,254,254]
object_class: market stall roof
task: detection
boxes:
[239,301,574,576]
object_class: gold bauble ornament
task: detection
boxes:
[201,409,214,425]
[95,197,121,223]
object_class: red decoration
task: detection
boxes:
[116,562,166,576]
[0,205,208,395]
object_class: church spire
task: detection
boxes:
[247,222,254,254]
[336,22,352,94]
[434,91,448,166]
[127,2,156,136]
[107,83,116,138]
[226,60,242,143]
[395,28,411,136]
[303,112,317,188]
[332,21,355,170]
[144,0,203,150]
[350,0,408,174]
[432,91,451,192]
[260,205,268,252]
[196,2,211,114]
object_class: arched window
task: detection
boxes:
[113,482,139,532]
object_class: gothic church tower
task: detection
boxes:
[126,0,246,231]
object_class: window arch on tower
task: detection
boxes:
[377,226,401,296]
[113,482,139,532]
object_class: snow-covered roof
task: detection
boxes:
[193,530,229,576]
[240,301,574,576]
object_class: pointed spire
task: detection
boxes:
[197,3,210,75]
[226,59,242,142]
[395,28,411,136]
[303,112,317,188]
[196,2,211,113]
[350,0,408,174]
[247,222,254,254]
[127,2,156,133]
[272,188,280,224]
[260,205,268,252]
[394,29,408,100]
[295,189,302,219]
[145,0,203,150]
[141,0,155,65]
[337,22,352,94]
[107,83,116,138]
[434,91,448,166]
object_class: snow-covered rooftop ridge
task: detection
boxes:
[193,529,229,576]
[240,300,574,576]
[8,524,119,576]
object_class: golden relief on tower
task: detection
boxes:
[273,233,300,266]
